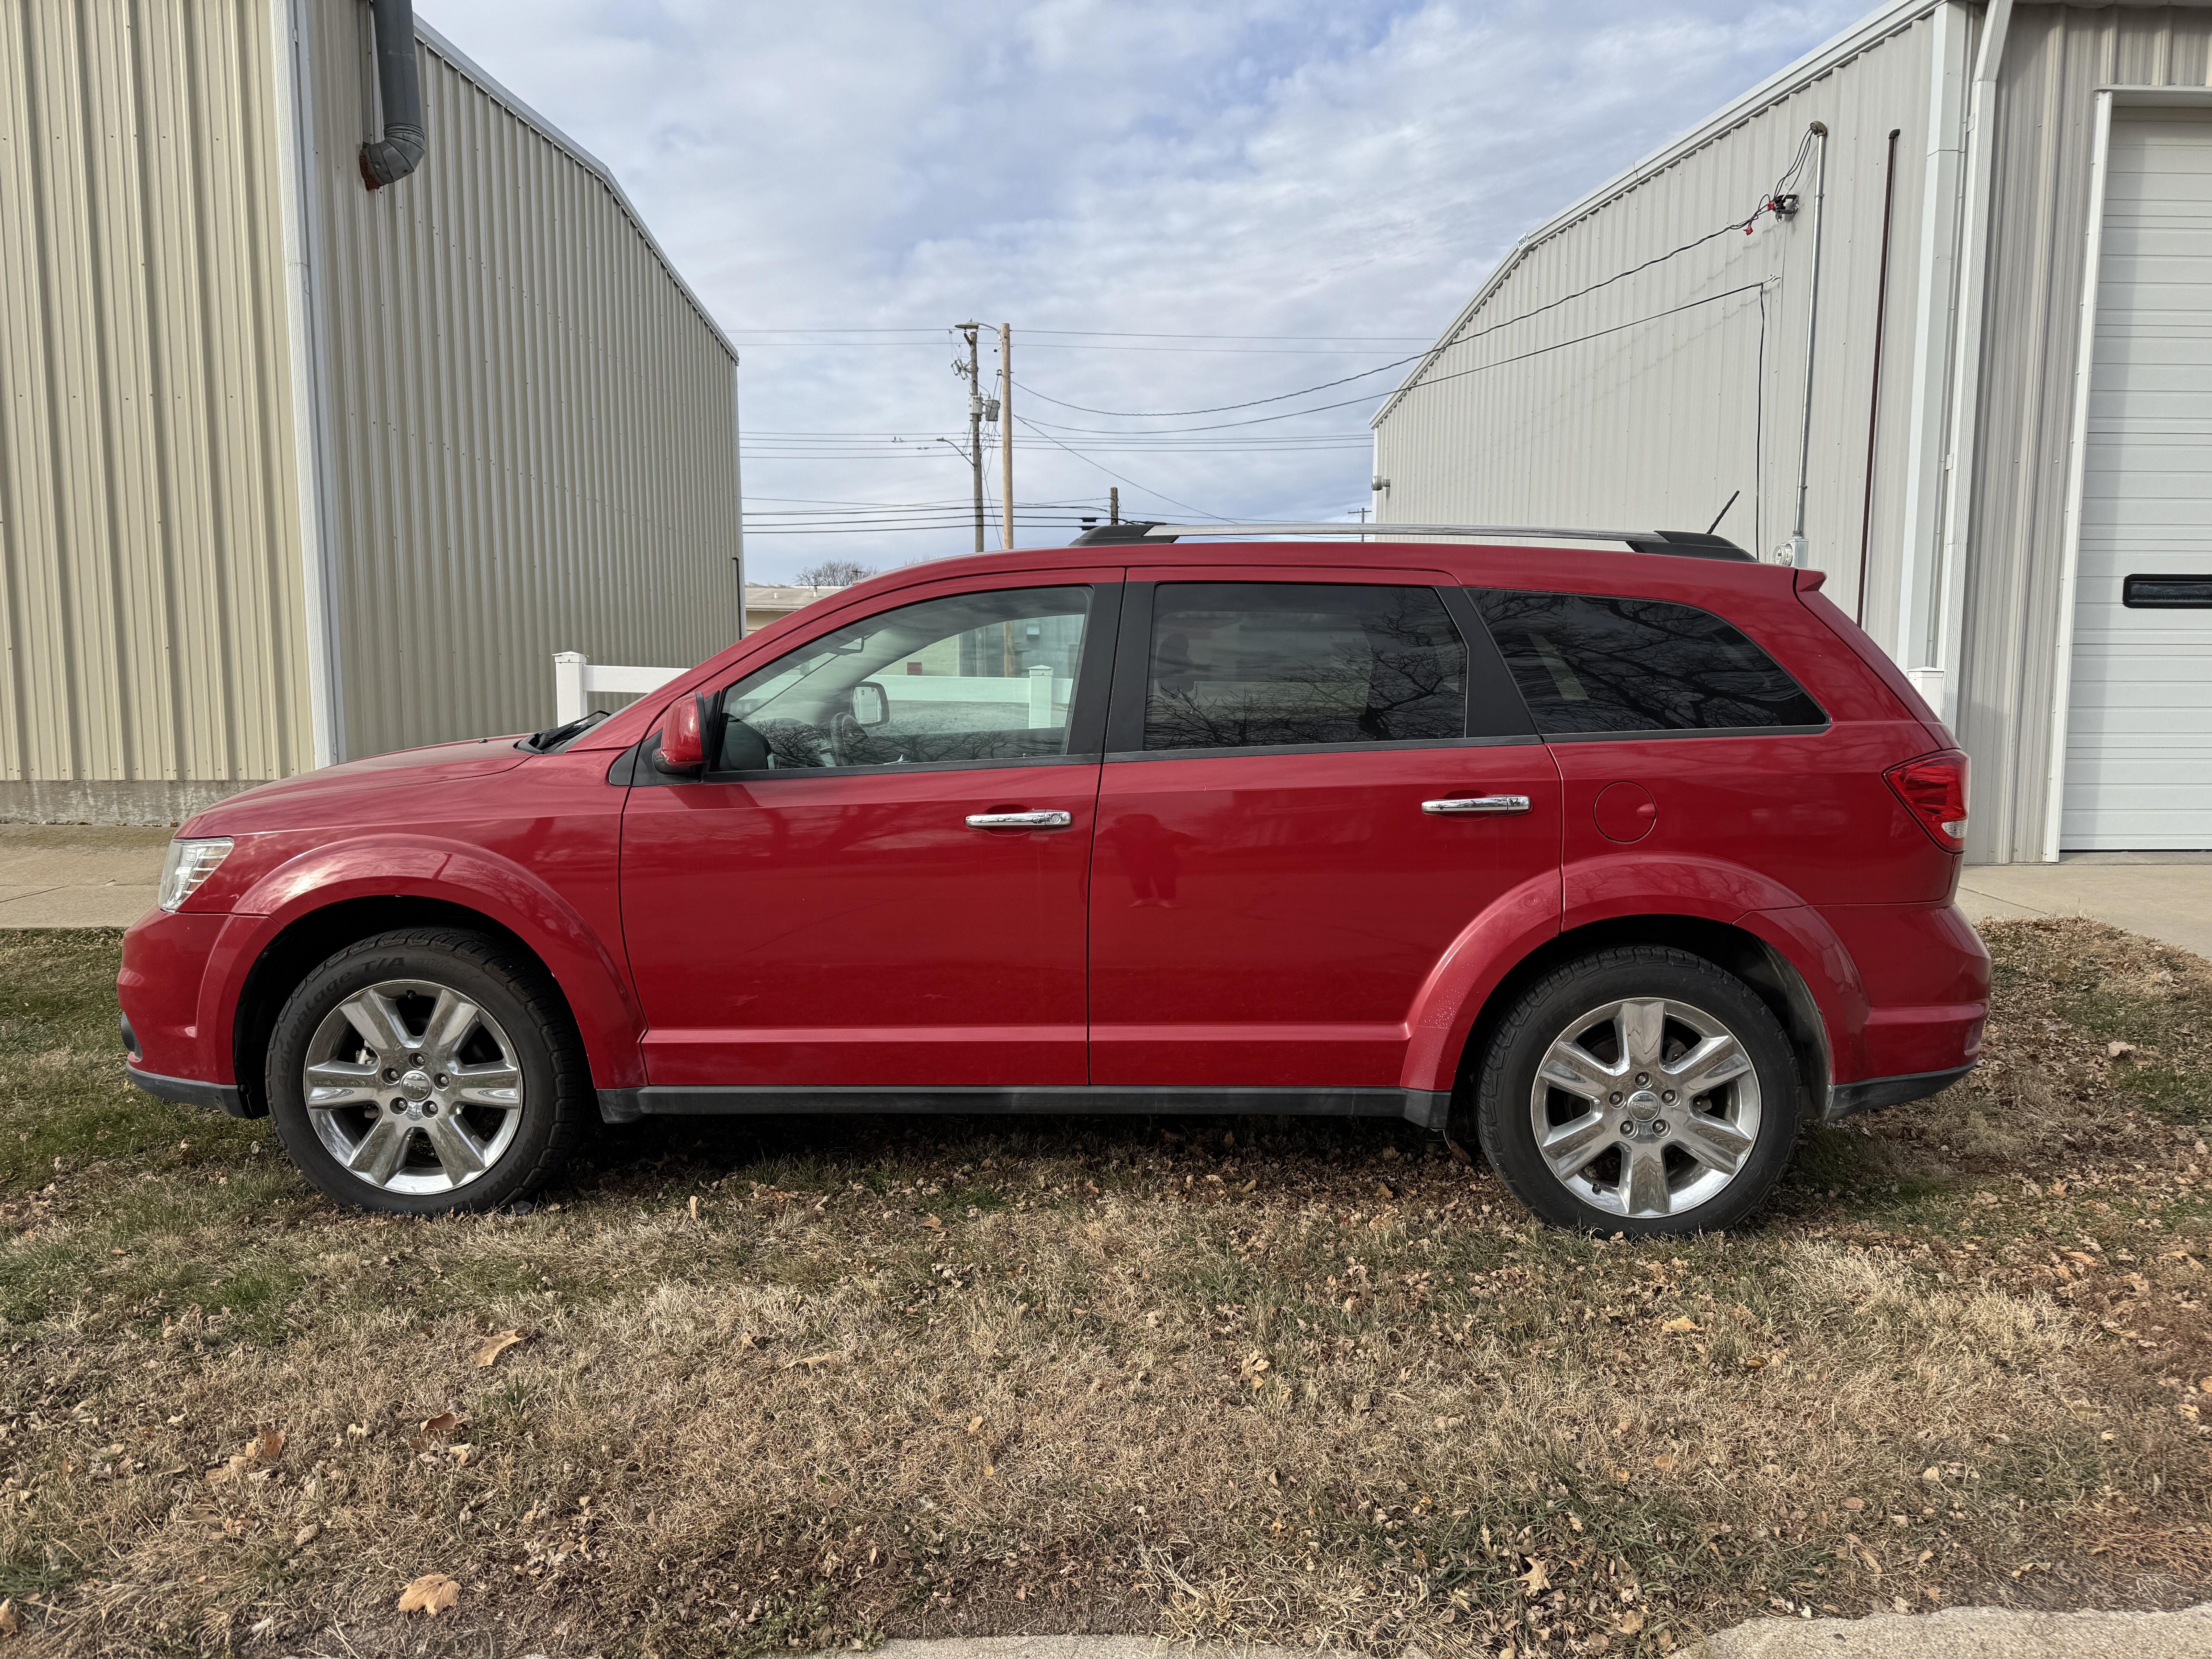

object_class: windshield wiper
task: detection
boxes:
[520,709,609,753]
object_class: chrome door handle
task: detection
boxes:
[1422,795,1531,816]
[965,810,1073,830]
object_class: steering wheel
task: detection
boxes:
[827,710,868,766]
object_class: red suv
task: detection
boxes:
[117,528,1986,1236]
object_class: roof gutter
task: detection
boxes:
[358,0,426,189]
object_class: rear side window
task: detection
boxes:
[1472,589,1824,736]
[1143,583,1467,750]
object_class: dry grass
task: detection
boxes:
[2,919,2211,1657]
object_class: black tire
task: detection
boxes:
[264,927,588,1215]
[1472,945,1802,1236]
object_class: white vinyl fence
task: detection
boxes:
[552,652,682,725]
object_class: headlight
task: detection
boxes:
[158,838,234,912]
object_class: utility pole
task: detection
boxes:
[998,323,1014,550]
[1108,487,1118,526]
[952,323,985,553]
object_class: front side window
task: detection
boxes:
[711,586,1089,771]
[1142,583,1468,751]
[1472,589,1825,735]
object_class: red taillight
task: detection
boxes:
[1885,750,1969,852]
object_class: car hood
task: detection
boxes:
[180,738,532,836]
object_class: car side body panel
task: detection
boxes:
[123,745,640,1091]
[114,536,1989,1171]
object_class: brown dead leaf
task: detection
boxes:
[922,1213,943,1230]
[1618,1608,1646,1635]
[2107,1041,2136,1059]
[0,1599,17,1638]
[256,1429,285,1463]
[1651,1453,1678,1473]
[689,1194,700,1221]
[474,1329,528,1369]
[419,1410,462,1440]
[397,1573,459,1616]
[1661,1316,1700,1333]
[1519,1558,1549,1595]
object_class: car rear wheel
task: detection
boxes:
[1472,945,1802,1235]
[265,928,587,1214]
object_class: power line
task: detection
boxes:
[1013,175,1807,424]
[1012,282,1769,438]
[1010,413,1229,522]
[725,327,1434,341]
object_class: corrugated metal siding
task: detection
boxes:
[299,0,741,757]
[1954,3,2212,860]
[0,0,310,821]
[1373,10,1946,632]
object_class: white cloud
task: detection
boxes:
[422,0,1871,578]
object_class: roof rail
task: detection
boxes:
[1070,521,1755,562]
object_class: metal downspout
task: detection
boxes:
[1927,0,2014,726]
[358,0,426,189]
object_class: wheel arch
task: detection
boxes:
[1446,915,1832,1131]
[230,898,580,1120]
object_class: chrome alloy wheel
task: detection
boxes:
[301,979,526,1196]
[1527,996,1762,1220]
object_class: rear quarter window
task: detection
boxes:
[1471,589,1825,736]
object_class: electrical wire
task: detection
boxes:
[1011,283,1769,438]
[1009,414,1229,521]
[1013,134,1817,424]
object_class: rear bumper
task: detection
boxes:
[1815,900,1989,1084]
[1823,1062,1974,1124]
[127,1063,247,1118]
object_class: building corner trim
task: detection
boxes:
[731,362,746,640]
[2041,89,2118,864]
[268,0,343,768]
[1893,1,1974,675]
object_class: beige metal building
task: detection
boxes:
[1372,0,2212,862]
[0,0,742,823]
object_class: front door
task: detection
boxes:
[1087,571,1563,1090]
[620,575,1116,1091]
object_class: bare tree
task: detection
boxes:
[795,559,877,589]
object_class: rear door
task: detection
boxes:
[1088,569,1562,1090]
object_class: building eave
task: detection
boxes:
[412,16,739,366]
[1371,0,1948,429]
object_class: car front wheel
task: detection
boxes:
[1473,945,1802,1235]
[265,928,587,1214]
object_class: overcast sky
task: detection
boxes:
[422,0,1870,582]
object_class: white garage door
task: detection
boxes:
[2062,108,2212,851]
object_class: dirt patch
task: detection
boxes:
[1,920,2209,1657]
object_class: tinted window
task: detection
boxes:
[712,586,1089,770]
[1142,583,1467,751]
[1472,589,1824,735]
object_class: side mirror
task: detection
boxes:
[851,681,890,727]
[653,694,706,774]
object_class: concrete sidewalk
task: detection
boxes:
[1956,853,2212,961]
[858,1606,2212,1659]
[0,823,168,928]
